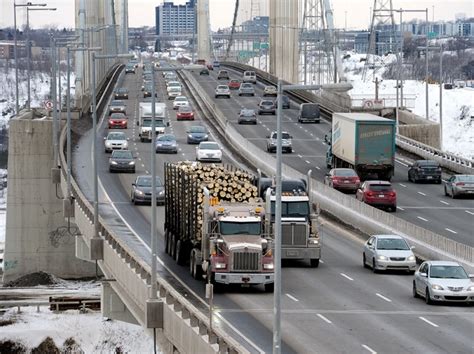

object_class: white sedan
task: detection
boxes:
[104,131,129,153]
[215,85,231,98]
[196,141,222,162]
[173,96,189,110]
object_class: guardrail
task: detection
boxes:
[181,69,474,271]
[221,61,474,175]
[61,66,247,353]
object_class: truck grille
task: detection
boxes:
[282,223,307,246]
[232,252,260,272]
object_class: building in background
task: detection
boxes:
[241,16,269,34]
[155,0,197,36]
[0,41,26,60]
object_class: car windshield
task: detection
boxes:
[220,221,261,235]
[219,71,228,74]
[200,143,219,150]
[456,175,474,182]
[110,113,126,119]
[189,126,206,133]
[157,134,175,142]
[217,85,228,90]
[271,201,309,217]
[179,106,192,112]
[418,160,438,167]
[430,265,469,279]
[175,97,187,102]
[368,184,392,191]
[241,110,255,116]
[112,151,132,159]
[376,238,409,250]
[111,100,123,106]
[143,119,165,127]
[241,84,252,88]
[107,133,126,140]
[334,169,357,177]
[230,80,239,83]
[116,89,127,93]
[136,176,163,187]
[272,133,291,140]
[261,101,273,106]
[169,87,181,92]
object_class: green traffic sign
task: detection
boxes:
[253,42,260,50]
[260,43,269,49]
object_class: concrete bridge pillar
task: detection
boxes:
[269,0,299,83]
[2,113,96,283]
[196,0,211,61]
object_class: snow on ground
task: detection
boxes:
[0,306,155,353]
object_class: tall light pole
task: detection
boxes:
[13,2,46,115]
[425,8,429,120]
[26,7,56,110]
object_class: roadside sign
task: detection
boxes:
[427,31,437,39]
[260,43,269,50]
[362,99,384,109]
[253,42,260,50]
[44,100,53,110]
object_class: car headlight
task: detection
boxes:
[263,263,274,270]
[467,285,474,291]
[214,262,226,269]
[105,142,112,147]
[158,190,165,196]
[203,135,208,139]
[110,161,118,165]
[431,284,444,290]
[129,161,135,165]
[377,255,388,261]
[308,238,319,245]
[188,134,193,138]
[136,190,144,195]
[407,255,416,262]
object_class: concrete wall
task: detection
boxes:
[2,114,96,283]
[398,110,441,149]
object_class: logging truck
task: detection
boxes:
[257,170,321,267]
[164,162,275,291]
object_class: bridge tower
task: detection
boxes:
[196,0,211,61]
[362,0,397,80]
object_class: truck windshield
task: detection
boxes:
[220,222,261,235]
[143,119,165,127]
[271,201,309,217]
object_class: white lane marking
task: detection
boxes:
[136,152,139,155]
[439,200,450,205]
[305,160,311,164]
[419,316,439,328]
[298,154,302,158]
[466,210,474,216]
[417,192,426,196]
[340,273,353,281]
[362,344,378,354]
[417,216,428,222]
[445,228,457,234]
[397,206,405,211]
[375,293,392,303]
[285,294,299,302]
[141,164,145,168]
[398,183,407,187]
[145,170,149,174]
[316,314,332,324]
[319,259,324,264]
[315,166,321,170]
[395,159,409,167]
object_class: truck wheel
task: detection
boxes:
[175,240,186,266]
[310,259,319,268]
[264,283,274,293]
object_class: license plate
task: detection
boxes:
[379,194,385,198]
[287,251,298,256]
[344,180,350,183]
[427,176,433,179]
[467,191,474,194]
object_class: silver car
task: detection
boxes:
[238,83,255,96]
[444,174,474,198]
[215,85,231,98]
[363,234,416,273]
[413,261,474,305]
[104,132,128,153]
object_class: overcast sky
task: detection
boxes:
[0,0,472,30]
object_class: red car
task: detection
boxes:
[324,168,360,193]
[206,63,214,70]
[228,79,241,90]
[108,112,128,129]
[356,180,397,212]
[176,105,195,121]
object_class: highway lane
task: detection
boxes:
[190,68,474,246]
[72,62,474,353]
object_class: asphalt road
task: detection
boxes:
[190,67,474,247]
[72,62,474,354]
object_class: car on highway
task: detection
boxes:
[155,134,178,154]
[217,70,230,80]
[125,64,136,74]
[173,96,189,110]
[413,261,474,305]
[176,105,195,120]
[228,79,241,90]
[104,132,129,153]
[167,86,182,100]
[215,85,231,98]
[444,174,474,198]
[238,109,257,125]
[275,95,290,109]
[266,131,293,153]
[129,59,139,68]
[109,100,126,114]
[143,84,157,98]
[263,85,277,96]
[408,160,442,184]
[196,141,222,162]
[258,99,276,115]
[114,88,129,100]
[238,83,255,96]
[298,103,321,123]
[206,63,214,70]
[363,234,416,273]
[108,112,128,129]
[242,70,257,84]
[166,80,182,90]
[187,126,209,144]
[131,175,165,205]
[199,68,209,75]
[356,180,397,212]
[109,150,135,173]
[324,168,360,193]
[212,60,220,68]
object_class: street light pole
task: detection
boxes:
[26,7,57,110]
[425,8,429,120]
[439,45,443,151]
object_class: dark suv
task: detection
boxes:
[408,160,442,184]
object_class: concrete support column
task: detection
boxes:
[196,0,210,61]
[269,0,299,83]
